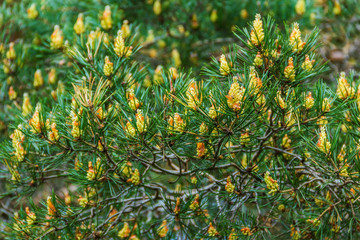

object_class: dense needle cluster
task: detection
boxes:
[1,1,360,239]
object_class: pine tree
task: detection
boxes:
[1,1,360,239]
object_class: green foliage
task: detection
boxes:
[1,0,360,239]
[0,0,359,139]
